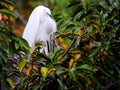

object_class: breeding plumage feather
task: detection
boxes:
[22,6,56,54]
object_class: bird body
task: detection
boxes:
[22,6,56,54]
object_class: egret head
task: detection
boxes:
[45,7,54,19]
[38,6,52,17]
[45,7,51,16]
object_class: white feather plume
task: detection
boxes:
[22,6,56,54]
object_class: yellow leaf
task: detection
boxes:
[93,68,99,72]
[26,65,33,76]
[33,65,38,70]
[93,24,98,29]
[69,58,74,68]
[103,51,108,56]
[41,67,48,78]
[57,37,64,42]
[6,78,15,89]
[18,58,27,72]
[75,54,81,60]
[63,74,67,78]
[70,49,81,61]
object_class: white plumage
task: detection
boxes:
[22,6,56,54]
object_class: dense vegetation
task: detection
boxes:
[0,0,120,90]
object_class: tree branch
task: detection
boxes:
[15,10,27,25]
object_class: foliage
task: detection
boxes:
[56,0,120,89]
[0,0,29,89]
[0,0,120,90]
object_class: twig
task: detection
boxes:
[105,79,120,90]
[15,10,27,25]
[60,26,88,58]
[61,37,76,58]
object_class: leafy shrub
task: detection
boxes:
[0,0,120,90]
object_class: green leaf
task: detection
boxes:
[65,23,75,30]
[95,66,110,77]
[87,74,101,88]
[53,49,65,63]
[57,79,67,90]
[0,9,17,18]
[32,84,40,90]
[18,38,29,50]
[67,1,80,8]
[0,30,12,41]
[0,48,7,62]
[77,73,92,85]
[54,63,67,75]
[99,1,108,10]
[77,64,93,71]
[38,53,52,63]
[104,41,110,50]
[88,47,99,57]
[82,0,89,11]
[1,0,14,6]
[114,2,120,9]
[69,68,77,81]
[113,64,120,75]
[88,42,101,57]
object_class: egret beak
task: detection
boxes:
[47,12,54,19]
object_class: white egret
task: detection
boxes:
[22,5,56,54]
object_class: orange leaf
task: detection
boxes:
[63,74,67,78]
[0,13,2,21]
[4,3,14,11]
[69,58,74,68]
[3,14,8,20]
[83,45,92,51]
[81,37,89,43]
[48,68,56,73]
[57,37,69,50]
[78,29,84,35]
[61,43,68,50]
[71,49,81,54]
[26,65,33,76]
[13,25,25,35]
[8,5,14,11]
